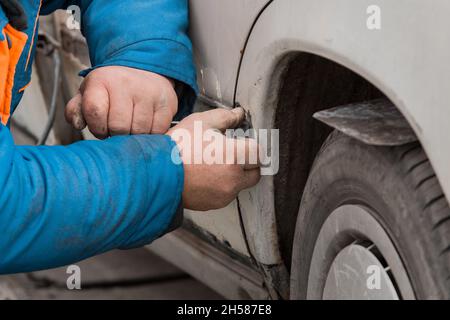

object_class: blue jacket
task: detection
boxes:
[0,0,196,273]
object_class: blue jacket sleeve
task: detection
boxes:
[0,125,184,274]
[42,0,198,118]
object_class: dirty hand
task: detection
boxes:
[167,107,261,211]
[65,66,178,138]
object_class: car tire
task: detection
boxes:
[290,131,450,299]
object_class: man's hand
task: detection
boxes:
[167,108,261,211]
[65,66,178,138]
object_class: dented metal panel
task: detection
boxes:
[190,0,271,106]
[184,200,250,256]
[186,0,271,258]
[149,229,269,299]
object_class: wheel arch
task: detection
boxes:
[235,0,450,278]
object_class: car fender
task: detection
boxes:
[236,0,450,266]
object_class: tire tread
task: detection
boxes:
[395,142,450,290]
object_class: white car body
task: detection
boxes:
[154,0,450,299]
[22,0,450,299]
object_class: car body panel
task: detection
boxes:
[184,201,250,255]
[190,0,270,106]
[184,0,270,257]
[30,1,450,298]
[236,0,450,266]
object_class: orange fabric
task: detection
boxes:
[0,32,9,121]
[24,0,43,71]
[18,81,31,93]
[0,24,28,125]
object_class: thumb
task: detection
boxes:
[202,107,245,132]
[65,92,86,130]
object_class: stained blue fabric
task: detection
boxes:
[42,0,198,118]
[0,0,194,273]
[0,128,184,273]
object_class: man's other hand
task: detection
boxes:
[167,108,261,211]
[65,66,178,138]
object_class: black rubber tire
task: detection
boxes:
[290,131,450,299]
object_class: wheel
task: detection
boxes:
[290,131,450,299]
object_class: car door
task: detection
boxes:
[185,0,270,257]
